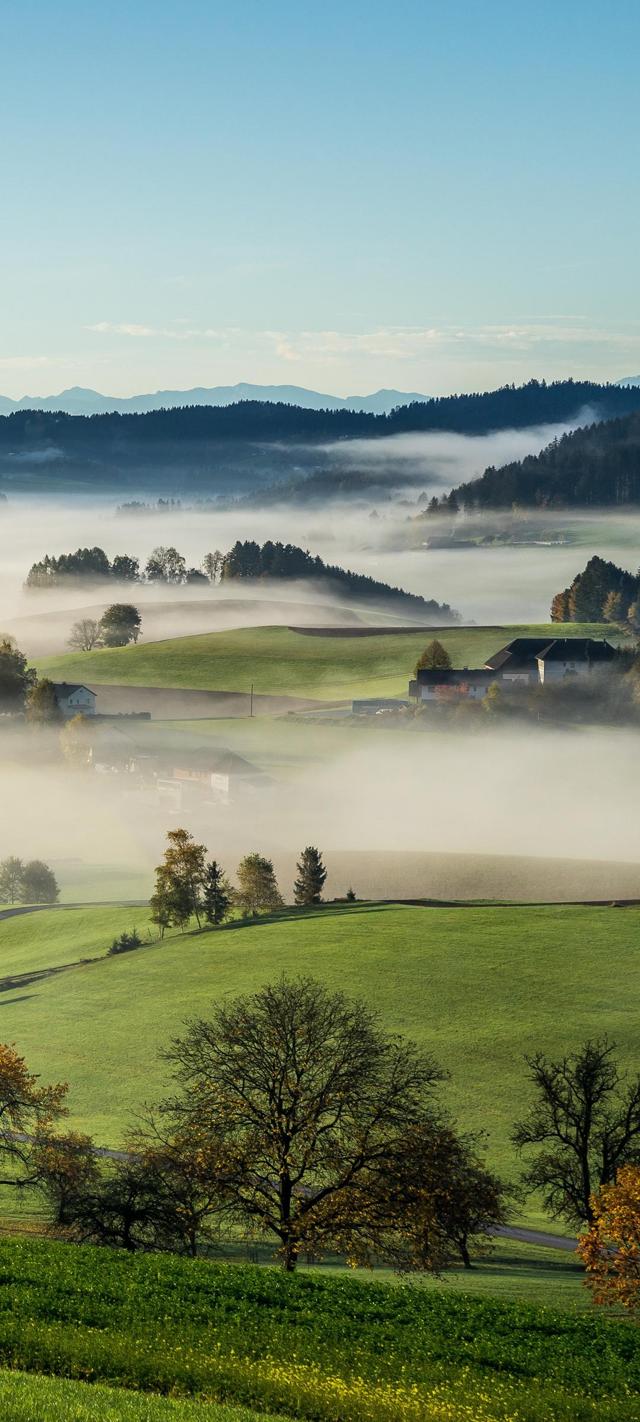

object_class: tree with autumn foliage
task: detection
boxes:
[151,828,208,931]
[0,1043,68,1190]
[414,639,452,675]
[578,1165,640,1312]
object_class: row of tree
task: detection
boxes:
[25,540,458,619]
[25,545,208,589]
[551,554,640,625]
[216,540,456,616]
[149,831,327,934]
[0,857,59,904]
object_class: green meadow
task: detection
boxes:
[0,1236,635,1422]
[0,901,636,1210]
[36,621,618,701]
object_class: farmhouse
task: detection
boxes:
[155,748,272,809]
[408,670,494,701]
[409,637,616,702]
[52,682,97,717]
[484,636,616,686]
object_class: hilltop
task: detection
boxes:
[37,621,617,701]
[454,410,640,508]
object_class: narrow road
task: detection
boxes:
[494,1225,577,1251]
[0,901,147,922]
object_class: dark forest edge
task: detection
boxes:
[453,410,640,508]
[2,380,640,448]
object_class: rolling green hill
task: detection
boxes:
[1,901,636,1223]
[36,622,619,701]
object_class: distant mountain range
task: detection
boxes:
[0,383,429,417]
[618,376,640,388]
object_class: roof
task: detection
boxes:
[484,637,615,672]
[536,638,616,662]
[416,669,495,686]
[52,682,96,698]
[484,638,552,671]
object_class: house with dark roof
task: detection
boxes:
[483,637,616,686]
[409,637,617,702]
[52,683,97,717]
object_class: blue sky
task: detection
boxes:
[1,0,639,397]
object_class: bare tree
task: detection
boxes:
[161,976,446,1270]
[68,618,101,651]
[512,1038,640,1225]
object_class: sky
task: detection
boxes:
[1,0,640,399]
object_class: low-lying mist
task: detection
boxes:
[2,724,640,904]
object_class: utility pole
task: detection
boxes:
[249,682,254,718]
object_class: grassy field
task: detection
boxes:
[0,1370,272,1422]
[0,1236,636,1421]
[0,901,637,1213]
[36,622,619,701]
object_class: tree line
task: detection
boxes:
[149,830,327,935]
[25,545,207,589]
[551,554,640,625]
[25,540,459,618]
[451,411,640,509]
[4,382,640,455]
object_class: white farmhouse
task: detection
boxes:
[52,683,97,717]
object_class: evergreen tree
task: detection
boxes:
[415,640,452,674]
[202,861,232,925]
[294,846,327,906]
[235,853,283,914]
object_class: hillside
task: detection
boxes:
[37,621,617,701]
[2,901,637,1206]
[454,410,640,508]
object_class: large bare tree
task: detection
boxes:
[160,976,447,1270]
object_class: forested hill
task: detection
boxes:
[2,380,640,453]
[452,411,640,508]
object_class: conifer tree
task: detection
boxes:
[415,640,452,674]
[202,861,232,925]
[294,846,327,906]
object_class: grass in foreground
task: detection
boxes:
[0,1236,636,1422]
[1,901,638,1203]
[36,621,618,700]
[0,1370,273,1422]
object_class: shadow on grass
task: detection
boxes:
[218,902,397,931]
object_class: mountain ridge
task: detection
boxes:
[0,383,429,417]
